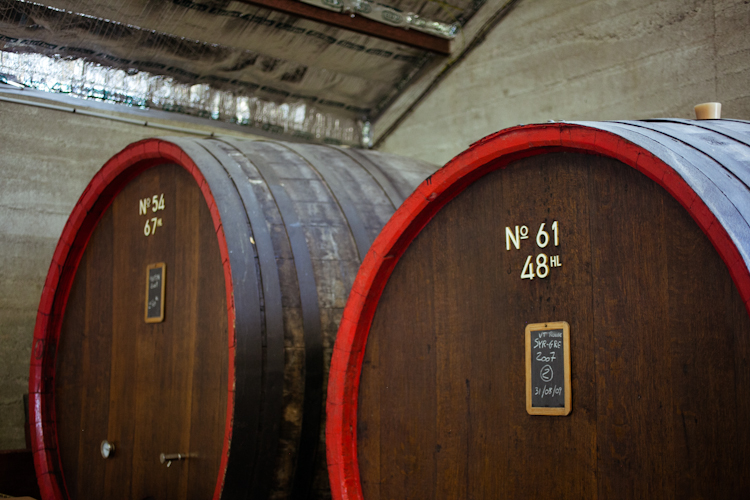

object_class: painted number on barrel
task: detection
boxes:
[139,194,165,236]
[506,221,562,280]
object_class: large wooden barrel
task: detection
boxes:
[29,137,435,500]
[327,119,750,499]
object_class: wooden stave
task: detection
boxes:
[29,137,436,500]
[578,120,750,262]
[325,119,750,500]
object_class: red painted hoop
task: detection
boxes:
[28,139,236,500]
[324,123,750,500]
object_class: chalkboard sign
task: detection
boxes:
[145,263,166,323]
[525,321,571,416]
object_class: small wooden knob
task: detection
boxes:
[694,102,722,120]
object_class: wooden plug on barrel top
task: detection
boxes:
[694,102,721,119]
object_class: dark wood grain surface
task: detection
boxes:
[213,138,419,500]
[358,152,750,499]
[48,138,436,500]
[56,164,227,500]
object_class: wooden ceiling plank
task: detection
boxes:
[236,0,452,54]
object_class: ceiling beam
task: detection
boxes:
[237,0,451,55]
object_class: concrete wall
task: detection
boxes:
[0,95,260,449]
[379,0,750,165]
[3,0,749,451]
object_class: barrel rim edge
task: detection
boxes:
[29,137,237,500]
[324,122,750,500]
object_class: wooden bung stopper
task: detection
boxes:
[694,102,722,119]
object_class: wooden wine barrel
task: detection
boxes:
[327,119,750,499]
[28,137,435,500]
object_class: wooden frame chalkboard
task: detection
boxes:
[525,321,571,416]
[145,262,166,323]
